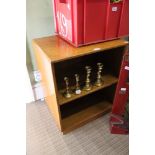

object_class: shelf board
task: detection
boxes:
[33,35,128,63]
[62,101,112,134]
[58,74,118,105]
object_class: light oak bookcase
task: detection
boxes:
[33,35,128,134]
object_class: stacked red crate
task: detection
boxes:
[53,0,129,47]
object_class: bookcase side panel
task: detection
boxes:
[32,41,62,131]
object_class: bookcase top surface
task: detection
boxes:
[33,35,128,63]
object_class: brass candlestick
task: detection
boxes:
[95,63,104,87]
[64,77,71,98]
[84,66,92,91]
[75,74,81,95]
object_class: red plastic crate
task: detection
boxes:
[110,51,129,134]
[53,0,129,47]
[111,51,129,115]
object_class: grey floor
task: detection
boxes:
[26,101,129,155]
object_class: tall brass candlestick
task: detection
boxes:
[95,63,104,87]
[84,66,92,91]
[75,74,81,95]
[64,77,71,98]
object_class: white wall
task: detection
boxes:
[25,67,35,103]
[26,0,55,82]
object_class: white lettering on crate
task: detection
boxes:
[57,11,72,41]
[57,11,67,37]
[67,3,70,10]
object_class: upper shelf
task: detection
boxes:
[32,35,128,63]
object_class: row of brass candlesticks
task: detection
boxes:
[63,62,104,98]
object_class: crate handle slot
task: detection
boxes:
[110,0,122,3]
[59,0,67,3]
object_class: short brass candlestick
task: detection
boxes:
[84,66,92,91]
[64,77,71,98]
[75,74,81,95]
[95,63,104,87]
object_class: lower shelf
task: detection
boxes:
[58,74,118,105]
[61,101,112,133]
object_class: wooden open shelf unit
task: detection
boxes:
[33,35,128,134]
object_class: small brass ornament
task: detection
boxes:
[64,77,72,98]
[84,66,92,91]
[75,74,81,95]
[95,63,104,87]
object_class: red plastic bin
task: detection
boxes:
[111,51,129,116]
[53,0,129,47]
[110,51,129,135]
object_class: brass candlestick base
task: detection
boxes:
[64,77,72,98]
[95,80,103,87]
[84,66,92,91]
[84,85,92,91]
[95,63,104,87]
[64,92,72,98]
